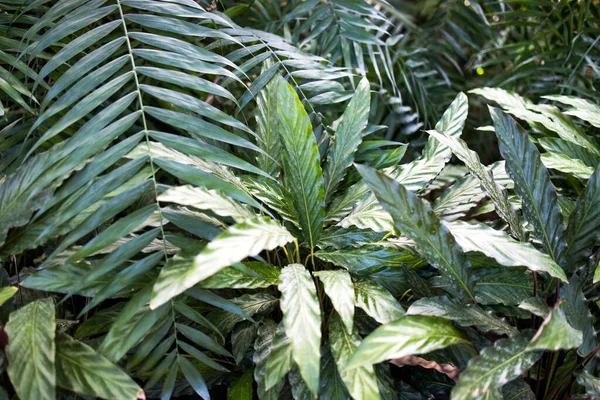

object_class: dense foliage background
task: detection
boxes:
[0,0,600,399]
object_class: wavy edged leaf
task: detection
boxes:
[314,270,355,333]
[354,278,404,324]
[151,217,293,308]
[56,332,144,400]
[330,314,380,400]
[347,315,468,369]
[490,107,567,264]
[276,76,324,248]
[444,220,566,282]
[5,298,56,400]
[279,264,321,396]
[356,163,475,302]
[324,77,370,202]
[452,335,542,400]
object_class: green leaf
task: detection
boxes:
[563,167,600,270]
[158,185,256,223]
[228,369,254,400]
[452,335,542,400]
[323,77,370,202]
[276,76,325,249]
[319,345,351,400]
[528,304,582,351]
[561,275,597,356]
[330,315,380,400]
[255,64,281,177]
[407,297,516,336]
[196,262,280,289]
[56,332,144,400]
[391,92,468,191]
[278,264,321,396]
[356,164,475,302]
[151,217,293,308]
[347,315,468,369]
[443,220,567,282]
[578,371,600,397]
[6,298,56,400]
[0,286,17,307]
[472,268,533,306]
[264,323,293,390]
[314,270,355,333]
[427,129,524,239]
[490,107,567,264]
[540,153,594,180]
[354,278,404,324]
[254,320,285,400]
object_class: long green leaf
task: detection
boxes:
[356,164,475,301]
[330,315,380,400]
[323,77,370,202]
[490,107,567,263]
[314,270,355,333]
[347,315,468,369]
[150,217,293,308]
[353,278,404,324]
[279,264,321,397]
[6,298,56,400]
[443,220,567,282]
[56,333,144,400]
[276,77,324,248]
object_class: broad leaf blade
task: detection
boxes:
[314,270,355,333]
[279,264,321,396]
[56,333,143,400]
[324,77,370,202]
[276,77,324,249]
[347,315,468,369]
[490,107,567,264]
[151,217,293,308]
[6,298,56,400]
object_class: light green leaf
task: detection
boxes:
[6,298,56,400]
[279,264,321,396]
[528,304,582,351]
[158,185,255,223]
[540,153,594,180]
[354,278,404,324]
[452,335,542,400]
[228,369,253,400]
[347,315,468,369]
[543,95,600,128]
[151,217,293,308]
[443,220,567,282]
[330,315,380,400]
[407,297,516,336]
[356,164,475,302]
[0,286,17,307]
[578,371,600,397]
[196,262,280,289]
[319,345,351,400]
[276,77,325,249]
[490,107,567,264]
[56,332,144,400]
[324,77,370,202]
[314,270,355,333]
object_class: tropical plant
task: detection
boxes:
[2,0,600,400]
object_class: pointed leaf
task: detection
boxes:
[354,278,404,324]
[279,264,321,396]
[314,270,355,333]
[276,77,324,248]
[151,217,293,308]
[356,164,475,301]
[5,298,56,400]
[347,315,468,369]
